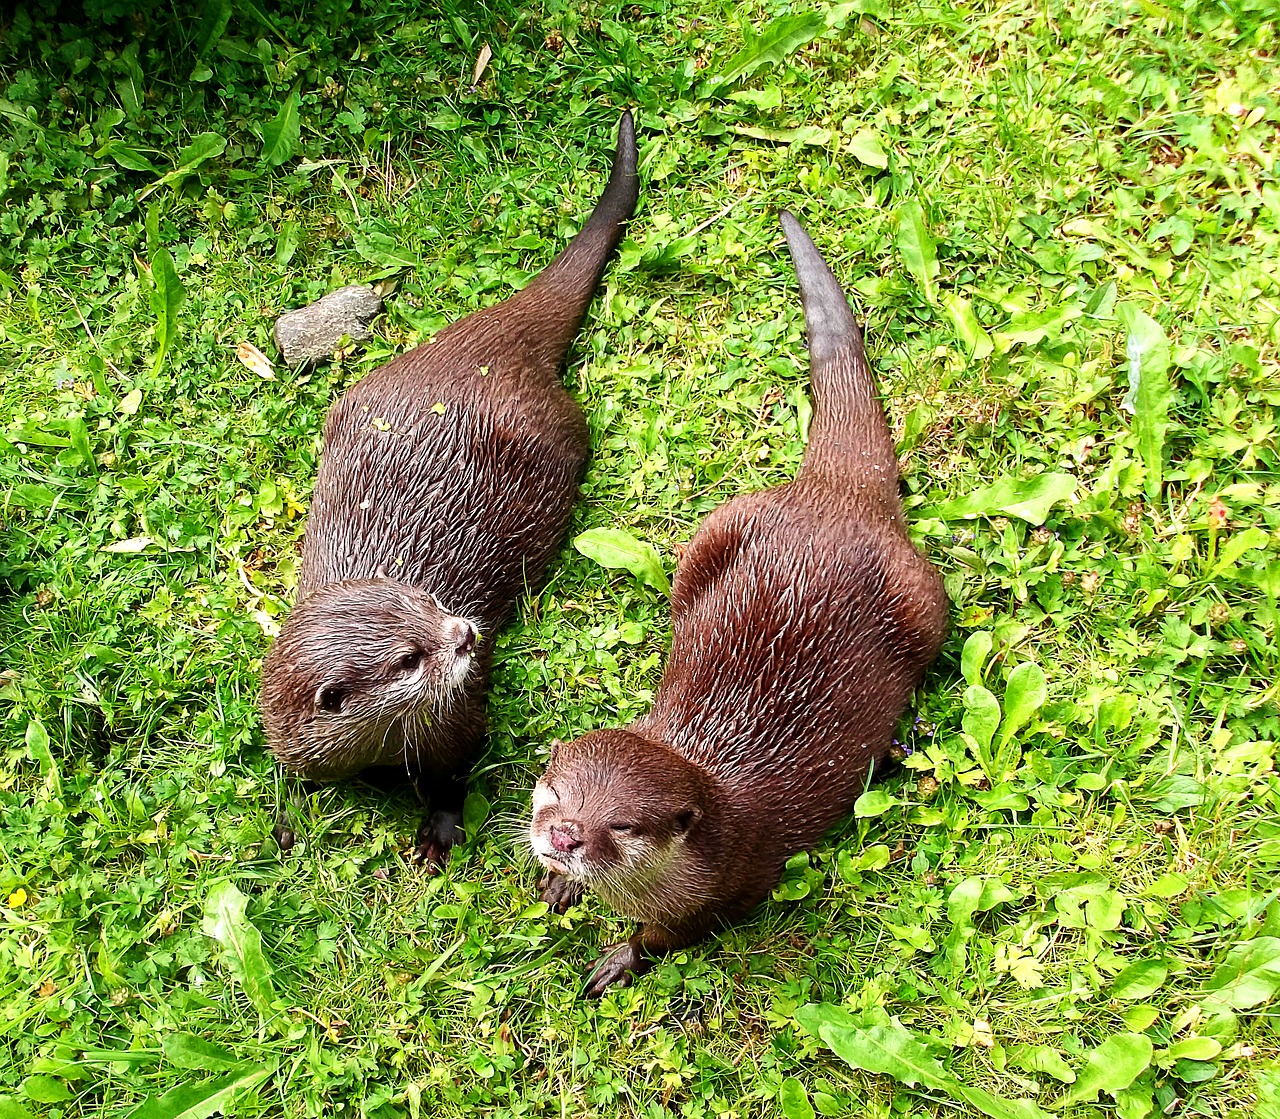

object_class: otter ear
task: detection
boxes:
[674,806,701,834]
[548,738,566,763]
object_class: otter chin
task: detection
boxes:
[528,213,948,997]
[261,579,479,782]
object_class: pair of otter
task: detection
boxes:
[260,110,948,995]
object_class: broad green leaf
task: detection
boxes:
[1160,1037,1221,1064]
[996,662,1046,749]
[573,528,670,594]
[21,1076,72,1104]
[201,882,276,1015]
[1210,525,1270,578]
[0,1097,37,1119]
[462,791,490,836]
[731,124,833,148]
[846,128,888,169]
[1121,1004,1161,1031]
[140,132,226,198]
[66,415,94,472]
[1118,305,1172,503]
[708,12,826,91]
[729,87,782,110]
[261,93,300,167]
[1010,1045,1075,1083]
[818,1022,948,1089]
[954,1082,1057,1119]
[100,140,159,173]
[194,0,232,59]
[275,221,300,268]
[25,718,55,775]
[1203,936,1280,1010]
[794,1001,862,1037]
[947,876,1015,926]
[424,109,464,131]
[1256,1065,1280,1119]
[1060,1033,1154,1106]
[1115,1085,1155,1119]
[943,293,994,360]
[962,685,1000,753]
[8,483,57,510]
[818,1021,1056,1119]
[896,201,937,305]
[175,132,226,172]
[124,1065,274,1119]
[161,1034,244,1072]
[149,249,185,375]
[923,472,1077,525]
[352,231,421,270]
[778,1077,815,1119]
[994,305,1081,351]
[1110,960,1168,1001]
[853,788,899,818]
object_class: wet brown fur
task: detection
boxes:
[531,212,948,993]
[261,111,639,864]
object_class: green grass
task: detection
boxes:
[2,0,1278,1116]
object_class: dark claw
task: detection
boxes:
[583,941,648,998]
[539,871,584,913]
[411,809,464,871]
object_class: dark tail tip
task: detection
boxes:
[780,210,864,364]
[605,109,639,221]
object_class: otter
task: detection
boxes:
[528,211,948,995]
[262,111,639,868]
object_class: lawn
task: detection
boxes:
[1,0,1278,1116]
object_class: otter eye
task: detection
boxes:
[609,823,636,834]
[396,650,422,673]
[316,685,346,714]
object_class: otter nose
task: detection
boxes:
[550,825,581,854]
[446,618,477,656]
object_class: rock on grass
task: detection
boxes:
[273,284,383,365]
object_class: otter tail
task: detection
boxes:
[780,210,902,523]
[503,110,639,357]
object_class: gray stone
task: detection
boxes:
[273,284,384,366]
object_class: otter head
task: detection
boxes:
[528,730,711,920]
[261,579,478,780]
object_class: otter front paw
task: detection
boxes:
[412,809,464,871]
[584,941,650,998]
[539,871,583,913]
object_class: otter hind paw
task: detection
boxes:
[539,871,584,913]
[412,809,464,871]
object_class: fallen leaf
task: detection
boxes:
[236,341,276,380]
[472,42,492,86]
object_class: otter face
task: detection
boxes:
[528,731,707,920]
[261,579,478,780]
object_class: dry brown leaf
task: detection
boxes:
[237,340,276,380]
[472,43,493,87]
